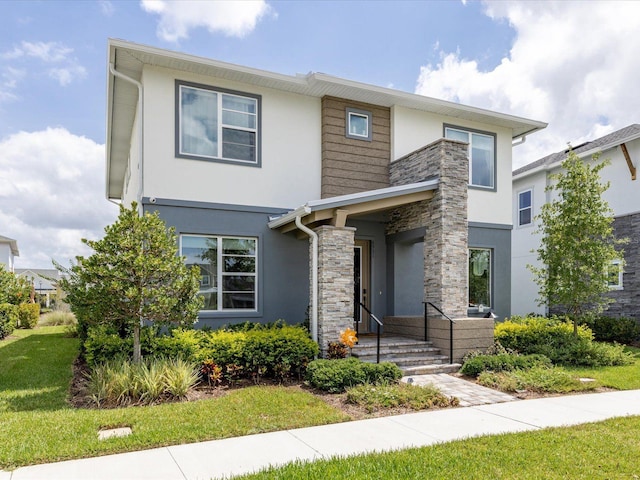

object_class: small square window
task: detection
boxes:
[346,107,372,141]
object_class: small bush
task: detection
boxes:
[38,311,77,326]
[478,366,598,394]
[84,326,132,368]
[87,357,199,407]
[580,316,640,344]
[327,342,348,359]
[0,303,18,340]
[17,303,40,329]
[460,353,552,377]
[305,358,402,393]
[346,383,458,412]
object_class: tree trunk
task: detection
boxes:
[133,323,141,363]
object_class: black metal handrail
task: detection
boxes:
[423,302,456,364]
[356,302,383,363]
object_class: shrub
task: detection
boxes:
[17,303,40,329]
[327,342,348,359]
[580,316,640,344]
[478,366,598,394]
[494,316,629,366]
[305,357,403,393]
[0,303,18,340]
[162,357,199,399]
[84,326,133,368]
[38,311,77,326]
[346,383,458,412]
[460,353,552,377]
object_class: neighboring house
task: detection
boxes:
[15,268,62,308]
[512,124,640,319]
[0,236,19,272]
[106,39,546,355]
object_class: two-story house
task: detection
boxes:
[512,124,640,319]
[106,39,546,356]
[0,236,19,273]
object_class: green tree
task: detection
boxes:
[57,203,202,362]
[0,266,33,305]
[529,151,626,333]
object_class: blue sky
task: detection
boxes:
[1,0,639,267]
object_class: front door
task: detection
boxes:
[354,239,371,334]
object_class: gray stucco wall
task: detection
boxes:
[469,222,512,319]
[143,198,309,329]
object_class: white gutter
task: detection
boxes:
[512,135,527,147]
[295,214,318,344]
[109,62,143,215]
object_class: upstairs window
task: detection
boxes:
[346,107,372,141]
[518,189,533,226]
[445,126,496,189]
[177,81,261,166]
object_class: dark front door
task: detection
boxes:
[354,239,371,333]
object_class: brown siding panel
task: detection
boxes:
[321,96,391,198]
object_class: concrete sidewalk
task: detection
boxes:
[3,388,640,480]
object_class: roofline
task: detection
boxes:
[513,129,640,181]
[0,236,19,256]
[267,180,439,230]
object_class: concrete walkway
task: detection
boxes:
[3,387,640,480]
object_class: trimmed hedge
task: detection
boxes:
[17,303,40,329]
[460,353,552,377]
[305,357,403,393]
[495,316,632,367]
[84,323,319,381]
[0,303,18,340]
[580,316,640,344]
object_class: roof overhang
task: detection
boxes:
[0,236,19,257]
[268,180,439,234]
[107,39,546,201]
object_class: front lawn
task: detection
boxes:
[0,327,348,469]
[566,345,640,390]
[239,415,640,479]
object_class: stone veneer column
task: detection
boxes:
[312,225,356,355]
[387,138,469,318]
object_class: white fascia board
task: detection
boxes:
[267,206,312,230]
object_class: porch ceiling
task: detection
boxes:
[268,179,438,234]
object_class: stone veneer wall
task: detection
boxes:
[605,212,640,321]
[313,225,356,354]
[387,139,469,318]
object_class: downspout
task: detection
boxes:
[109,62,144,216]
[295,216,318,344]
[512,135,527,147]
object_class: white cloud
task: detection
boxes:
[415,0,640,168]
[49,65,88,86]
[99,0,115,16]
[2,41,72,62]
[140,0,272,42]
[0,128,118,268]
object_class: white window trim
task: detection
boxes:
[180,234,258,312]
[444,125,496,190]
[608,259,624,290]
[518,188,533,227]
[176,81,261,167]
[346,107,372,141]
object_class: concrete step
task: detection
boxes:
[402,363,462,375]
[354,351,448,362]
[351,346,441,357]
[357,354,450,367]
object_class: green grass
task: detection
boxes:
[0,327,348,469]
[238,415,640,479]
[566,346,640,390]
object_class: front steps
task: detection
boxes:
[350,335,461,375]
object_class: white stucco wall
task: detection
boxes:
[391,105,515,225]
[0,244,14,272]
[141,66,322,209]
[510,137,640,316]
[122,108,141,207]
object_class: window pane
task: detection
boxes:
[181,235,218,311]
[223,238,256,255]
[223,293,255,309]
[445,128,469,143]
[222,128,256,146]
[181,87,218,157]
[519,190,532,209]
[222,110,256,129]
[222,143,255,162]
[349,113,368,137]
[224,256,256,273]
[471,146,493,187]
[223,275,255,292]
[222,94,256,114]
[519,208,532,226]
[469,249,491,308]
